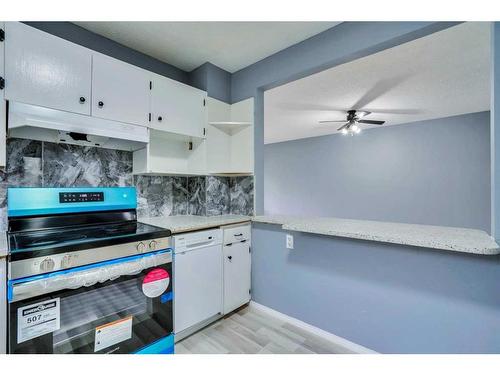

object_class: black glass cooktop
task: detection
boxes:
[8,221,171,261]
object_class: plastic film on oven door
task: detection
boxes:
[8,250,172,303]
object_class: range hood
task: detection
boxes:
[8,102,149,151]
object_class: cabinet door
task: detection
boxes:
[0,22,5,168]
[92,53,150,126]
[223,241,251,314]
[4,22,92,115]
[150,74,206,137]
[174,245,223,333]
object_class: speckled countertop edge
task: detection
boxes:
[252,215,500,256]
[140,215,252,234]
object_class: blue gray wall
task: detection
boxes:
[189,62,232,103]
[251,222,500,353]
[264,112,491,232]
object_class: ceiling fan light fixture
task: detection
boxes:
[320,110,385,136]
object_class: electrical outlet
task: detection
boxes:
[286,234,294,249]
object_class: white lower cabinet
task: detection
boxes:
[223,224,252,314]
[173,224,252,338]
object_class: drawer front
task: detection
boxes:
[223,224,251,245]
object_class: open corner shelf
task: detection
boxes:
[208,121,252,132]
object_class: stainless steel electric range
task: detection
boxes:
[6,187,174,354]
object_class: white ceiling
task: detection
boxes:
[264,22,491,144]
[74,22,339,73]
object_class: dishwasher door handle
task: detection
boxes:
[184,239,217,250]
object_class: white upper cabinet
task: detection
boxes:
[1,22,6,168]
[91,53,150,126]
[4,22,92,115]
[150,73,207,138]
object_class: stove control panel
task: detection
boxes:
[10,236,172,280]
[39,258,55,272]
[136,242,146,253]
[59,191,104,203]
[61,254,76,268]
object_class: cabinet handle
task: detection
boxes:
[0,77,4,90]
[79,97,86,104]
[158,116,163,122]
[98,101,104,108]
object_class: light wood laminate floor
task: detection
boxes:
[175,305,343,354]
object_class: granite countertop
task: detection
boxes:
[253,215,500,255]
[140,215,252,234]
[0,231,7,257]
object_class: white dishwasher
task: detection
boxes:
[173,229,223,339]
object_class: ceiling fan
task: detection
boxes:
[319,110,385,135]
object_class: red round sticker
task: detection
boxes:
[142,268,170,298]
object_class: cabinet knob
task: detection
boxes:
[79,97,86,104]
[98,101,104,108]
[158,116,163,122]
[227,256,232,261]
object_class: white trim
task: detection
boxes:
[0,258,6,354]
[249,301,377,354]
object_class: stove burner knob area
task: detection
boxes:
[137,242,146,253]
[148,240,158,251]
[40,258,55,273]
[61,255,74,269]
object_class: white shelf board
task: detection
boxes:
[149,126,206,140]
[208,121,252,132]
[208,171,254,176]
[133,170,207,176]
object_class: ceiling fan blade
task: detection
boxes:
[337,123,350,131]
[358,119,385,125]
[356,111,371,119]
[318,120,347,123]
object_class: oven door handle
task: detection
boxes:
[8,249,172,303]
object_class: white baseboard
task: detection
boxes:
[249,301,377,354]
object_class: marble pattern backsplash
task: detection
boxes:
[0,138,254,230]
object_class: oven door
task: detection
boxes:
[8,250,173,354]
